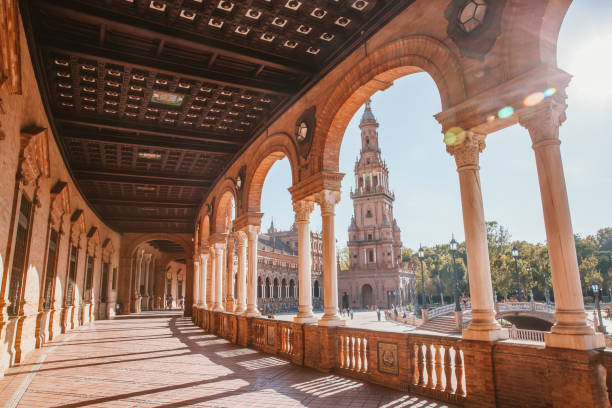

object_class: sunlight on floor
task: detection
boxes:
[237,356,290,370]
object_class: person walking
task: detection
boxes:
[376,308,381,321]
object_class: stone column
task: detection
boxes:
[207,247,215,309]
[244,225,261,317]
[213,243,225,312]
[293,200,317,323]
[142,254,151,311]
[234,232,247,313]
[519,100,604,350]
[447,132,506,341]
[193,257,200,311]
[199,251,209,308]
[226,237,236,312]
[315,190,345,327]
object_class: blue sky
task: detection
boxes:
[260,1,612,249]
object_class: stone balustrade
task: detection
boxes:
[508,326,546,343]
[193,309,609,407]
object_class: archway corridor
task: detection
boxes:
[0,312,449,408]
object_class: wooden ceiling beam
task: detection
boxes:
[75,171,211,187]
[54,115,245,147]
[61,128,238,155]
[73,168,213,185]
[90,198,200,208]
[106,216,193,223]
[36,0,312,76]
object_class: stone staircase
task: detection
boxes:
[418,311,473,334]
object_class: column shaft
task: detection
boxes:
[316,190,344,327]
[244,226,261,316]
[235,233,247,313]
[448,133,506,341]
[226,239,236,312]
[294,201,316,323]
[199,253,208,308]
[519,101,604,349]
[208,247,216,309]
[214,244,225,312]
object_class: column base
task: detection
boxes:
[294,314,317,324]
[244,311,260,318]
[234,305,245,314]
[545,331,605,350]
[318,314,345,327]
[213,307,224,312]
[462,327,508,342]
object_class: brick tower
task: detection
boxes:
[338,101,412,309]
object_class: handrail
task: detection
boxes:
[508,325,545,343]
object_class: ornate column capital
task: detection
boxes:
[293,200,315,222]
[241,224,260,240]
[518,97,567,148]
[233,230,248,246]
[199,252,210,263]
[315,190,341,215]
[446,132,486,171]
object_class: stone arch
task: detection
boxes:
[124,233,193,260]
[199,215,210,247]
[245,132,299,213]
[502,0,572,78]
[362,283,374,309]
[314,35,467,172]
[213,187,236,234]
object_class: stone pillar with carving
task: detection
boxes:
[315,190,345,327]
[207,246,216,310]
[519,98,604,350]
[447,132,507,341]
[192,256,200,315]
[234,232,247,314]
[213,241,225,312]
[245,225,261,317]
[199,250,209,309]
[225,237,236,312]
[293,200,317,323]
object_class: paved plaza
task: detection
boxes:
[0,312,452,407]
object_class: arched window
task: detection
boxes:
[281,278,287,298]
[265,277,271,298]
[314,280,320,298]
[289,279,295,298]
[257,277,263,298]
[366,209,372,218]
[273,278,279,298]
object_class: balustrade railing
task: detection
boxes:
[427,304,456,320]
[508,326,545,343]
[252,319,266,348]
[337,329,369,375]
[411,336,465,401]
[279,323,294,356]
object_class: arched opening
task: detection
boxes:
[273,278,279,298]
[265,277,271,298]
[281,278,287,299]
[361,284,373,309]
[289,279,295,298]
[257,276,263,299]
[313,280,320,298]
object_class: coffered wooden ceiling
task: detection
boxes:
[21,0,413,233]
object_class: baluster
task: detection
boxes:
[354,338,362,372]
[444,345,452,394]
[347,336,354,370]
[425,344,433,388]
[338,336,345,368]
[360,338,367,373]
[455,347,465,396]
[411,343,418,384]
[365,338,369,373]
[417,343,425,386]
[434,344,443,391]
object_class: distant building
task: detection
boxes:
[338,101,414,309]
[256,221,324,313]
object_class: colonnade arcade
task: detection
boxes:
[193,13,603,351]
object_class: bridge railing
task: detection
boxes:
[508,325,545,343]
[425,302,470,321]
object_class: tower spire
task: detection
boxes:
[360,99,377,126]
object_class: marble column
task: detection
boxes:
[293,200,317,323]
[213,242,225,312]
[447,132,507,341]
[519,100,604,350]
[208,246,216,310]
[142,254,151,311]
[234,232,247,313]
[315,190,345,327]
[226,237,236,312]
[244,225,261,317]
[199,251,209,309]
[193,257,200,311]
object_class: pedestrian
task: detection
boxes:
[376,308,381,321]
[350,310,354,320]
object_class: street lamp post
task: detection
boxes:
[592,283,606,334]
[511,247,523,301]
[418,245,426,316]
[450,235,461,312]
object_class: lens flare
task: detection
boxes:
[497,106,515,119]
[523,92,545,107]
[543,87,557,98]
[444,126,465,146]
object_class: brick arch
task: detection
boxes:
[502,0,572,78]
[124,233,193,260]
[245,132,299,213]
[199,215,210,247]
[213,187,236,234]
[314,35,466,172]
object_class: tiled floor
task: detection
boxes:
[0,312,453,407]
